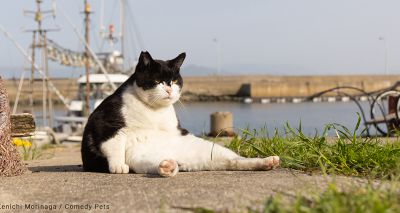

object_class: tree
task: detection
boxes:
[0,77,25,176]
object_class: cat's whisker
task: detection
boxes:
[177,99,187,112]
[150,94,162,106]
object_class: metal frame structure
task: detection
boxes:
[308,82,400,136]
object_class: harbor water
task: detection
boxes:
[176,101,371,136]
[27,101,373,137]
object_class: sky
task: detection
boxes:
[1,0,400,78]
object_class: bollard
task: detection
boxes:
[208,111,236,137]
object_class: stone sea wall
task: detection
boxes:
[4,75,400,103]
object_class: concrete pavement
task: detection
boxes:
[0,144,364,212]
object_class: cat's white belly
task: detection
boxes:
[124,130,238,173]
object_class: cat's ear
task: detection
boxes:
[138,51,153,67]
[168,52,186,69]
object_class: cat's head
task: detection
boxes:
[132,51,186,108]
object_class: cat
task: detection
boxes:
[81,51,280,177]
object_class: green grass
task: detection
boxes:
[251,183,400,213]
[188,116,400,212]
[226,116,400,179]
[176,182,400,213]
[248,181,400,213]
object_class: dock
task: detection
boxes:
[4,74,400,104]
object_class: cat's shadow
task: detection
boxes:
[29,165,83,173]
[28,166,166,178]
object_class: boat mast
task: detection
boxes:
[120,0,125,70]
[83,0,91,116]
[29,31,37,115]
[24,0,57,127]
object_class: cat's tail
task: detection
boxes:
[81,138,110,173]
[81,151,109,173]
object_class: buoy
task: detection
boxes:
[243,98,253,104]
[277,98,286,103]
[260,98,270,104]
[208,111,236,137]
[327,97,336,102]
[359,96,368,102]
[313,97,322,102]
[292,98,302,103]
[341,97,350,102]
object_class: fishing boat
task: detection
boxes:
[1,0,141,143]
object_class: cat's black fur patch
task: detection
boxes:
[177,120,189,136]
[81,51,187,172]
[135,52,185,90]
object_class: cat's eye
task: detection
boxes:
[155,80,160,84]
[172,80,178,84]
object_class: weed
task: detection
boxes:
[12,138,54,160]
[227,115,400,179]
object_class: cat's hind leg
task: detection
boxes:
[126,154,180,177]
[226,156,280,171]
[158,159,179,177]
[176,135,280,172]
[125,135,180,176]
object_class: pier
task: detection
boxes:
[4,74,400,104]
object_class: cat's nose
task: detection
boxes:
[165,87,172,95]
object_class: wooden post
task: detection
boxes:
[0,77,26,177]
[84,0,91,116]
[387,96,400,134]
[208,111,236,137]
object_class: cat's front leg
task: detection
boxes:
[100,130,129,174]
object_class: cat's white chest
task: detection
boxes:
[121,89,180,133]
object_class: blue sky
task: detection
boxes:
[1,0,400,78]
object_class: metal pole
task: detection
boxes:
[213,38,221,76]
[12,70,26,114]
[41,34,47,127]
[43,31,53,127]
[217,40,221,76]
[384,39,388,75]
[120,0,125,68]
[84,0,91,116]
[29,31,37,114]
[379,36,388,75]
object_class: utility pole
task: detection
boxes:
[213,38,221,76]
[24,0,57,127]
[83,0,91,116]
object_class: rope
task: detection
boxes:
[0,77,26,176]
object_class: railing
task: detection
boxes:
[308,81,400,137]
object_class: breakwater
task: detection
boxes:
[4,75,400,104]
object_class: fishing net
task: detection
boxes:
[0,77,25,176]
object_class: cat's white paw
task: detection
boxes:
[109,163,130,174]
[158,159,179,177]
[263,156,280,170]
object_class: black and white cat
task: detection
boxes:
[81,51,280,177]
